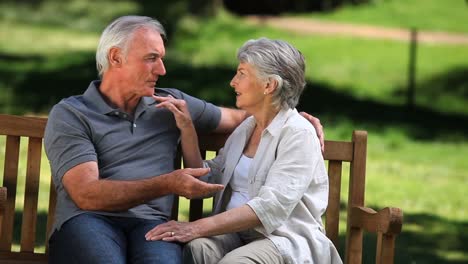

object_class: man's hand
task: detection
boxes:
[300,112,324,153]
[169,168,224,199]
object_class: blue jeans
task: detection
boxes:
[49,213,182,264]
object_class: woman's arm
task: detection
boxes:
[153,95,203,168]
[145,204,260,243]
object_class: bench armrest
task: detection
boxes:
[350,206,403,235]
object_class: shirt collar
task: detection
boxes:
[83,80,155,117]
[263,108,297,137]
[83,80,115,115]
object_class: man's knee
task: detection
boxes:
[49,214,126,264]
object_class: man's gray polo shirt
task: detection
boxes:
[44,81,221,233]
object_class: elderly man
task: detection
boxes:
[44,15,324,264]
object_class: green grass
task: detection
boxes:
[296,0,468,34]
[0,21,99,55]
[169,13,468,116]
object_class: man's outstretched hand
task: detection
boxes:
[169,168,223,199]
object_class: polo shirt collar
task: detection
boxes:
[83,80,115,115]
[83,80,154,117]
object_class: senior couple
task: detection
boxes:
[45,15,341,264]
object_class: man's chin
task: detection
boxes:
[144,86,155,96]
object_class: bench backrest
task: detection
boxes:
[0,114,368,263]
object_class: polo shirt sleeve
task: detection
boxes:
[166,89,221,133]
[44,103,97,186]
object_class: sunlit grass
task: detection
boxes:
[0,21,99,55]
[170,13,468,115]
[296,0,468,34]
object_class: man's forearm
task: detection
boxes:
[64,162,223,212]
[73,173,174,211]
[214,107,249,133]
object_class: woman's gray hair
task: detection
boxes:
[237,38,306,109]
[96,15,166,78]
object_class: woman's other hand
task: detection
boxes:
[145,220,201,243]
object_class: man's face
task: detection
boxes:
[119,27,166,98]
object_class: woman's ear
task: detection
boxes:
[108,47,123,67]
[265,78,278,94]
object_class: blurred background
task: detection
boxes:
[0,0,467,263]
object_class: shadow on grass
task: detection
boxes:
[0,51,467,141]
[11,208,468,263]
[299,79,468,141]
[373,209,468,264]
[0,51,96,114]
[395,66,468,101]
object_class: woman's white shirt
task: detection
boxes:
[226,155,252,211]
[204,108,342,264]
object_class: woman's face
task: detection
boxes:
[230,62,266,112]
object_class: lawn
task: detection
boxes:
[296,0,468,34]
[0,1,467,263]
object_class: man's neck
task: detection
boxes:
[99,77,140,115]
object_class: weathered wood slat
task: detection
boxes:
[20,138,43,252]
[0,114,46,138]
[326,160,343,248]
[0,135,20,251]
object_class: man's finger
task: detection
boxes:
[184,167,210,177]
[202,182,224,192]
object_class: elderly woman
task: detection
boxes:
[146,38,342,264]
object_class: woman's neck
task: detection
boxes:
[252,106,280,130]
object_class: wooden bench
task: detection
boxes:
[0,114,403,264]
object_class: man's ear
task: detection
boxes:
[108,47,123,67]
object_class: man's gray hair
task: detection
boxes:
[237,38,306,110]
[96,15,166,78]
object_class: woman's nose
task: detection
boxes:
[230,76,237,88]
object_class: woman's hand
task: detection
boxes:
[145,220,201,243]
[153,95,193,130]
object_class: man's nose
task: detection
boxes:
[155,59,166,76]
